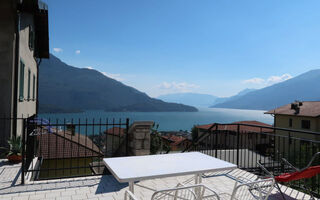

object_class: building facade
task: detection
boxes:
[0,0,49,147]
[265,101,320,140]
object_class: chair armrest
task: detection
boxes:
[236,176,256,184]
[124,190,139,200]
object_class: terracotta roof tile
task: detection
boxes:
[265,101,320,117]
[196,121,273,133]
[162,135,189,145]
[104,127,126,137]
[38,128,103,159]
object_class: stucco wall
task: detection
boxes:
[275,114,320,140]
[0,0,16,147]
[15,12,38,137]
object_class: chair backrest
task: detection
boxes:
[230,178,275,200]
[151,184,198,200]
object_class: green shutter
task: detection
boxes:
[33,74,36,100]
[19,61,25,101]
[27,69,31,100]
[29,26,34,50]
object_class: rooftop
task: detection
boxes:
[161,135,190,146]
[0,160,312,200]
[196,121,273,133]
[265,101,320,117]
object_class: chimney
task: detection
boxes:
[291,101,301,114]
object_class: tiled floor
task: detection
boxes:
[0,160,315,200]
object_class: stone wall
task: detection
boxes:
[128,121,154,156]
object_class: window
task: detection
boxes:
[289,118,292,127]
[19,60,25,101]
[29,26,34,50]
[301,120,311,129]
[32,74,36,100]
[27,69,31,101]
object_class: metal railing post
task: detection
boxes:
[236,124,240,166]
[126,118,129,156]
[21,118,26,185]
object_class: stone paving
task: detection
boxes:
[0,159,316,200]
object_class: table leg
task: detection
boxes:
[129,181,134,193]
[194,173,202,198]
[194,173,202,184]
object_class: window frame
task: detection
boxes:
[28,25,35,50]
[289,118,293,127]
[301,120,311,130]
[32,74,36,100]
[19,60,25,102]
[27,69,31,101]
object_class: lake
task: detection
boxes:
[39,107,273,132]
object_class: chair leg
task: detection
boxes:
[275,182,286,200]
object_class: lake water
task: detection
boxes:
[39,107,273,132]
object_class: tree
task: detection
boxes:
[191,125,199,142]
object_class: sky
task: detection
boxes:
[44,0,320,97]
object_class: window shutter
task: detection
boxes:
[33,74,36,100]
[29,26,34,50]
[19,61,25,101]
[27,69,31,100]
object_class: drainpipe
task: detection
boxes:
[13,3,21,138]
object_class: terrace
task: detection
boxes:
[0,117,319,199]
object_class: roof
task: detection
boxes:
[265,101,320,117]
[38,128,103,159]
[161,135,190,146]
[196,121,273,133]
[104,127,126,137]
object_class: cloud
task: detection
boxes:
[266,73,292,84]
[53,48,63,53]
[243,73,293,86]
[157,81,199,93]
[102,72,124,81]
[243,78,265,84]
[75,50,81,54]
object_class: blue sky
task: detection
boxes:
[44,0,320,97]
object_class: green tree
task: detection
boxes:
[191,125,199,142]
[150,124,161,154]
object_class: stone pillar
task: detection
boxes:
[128,121,154,156]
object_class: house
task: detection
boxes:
[196,121,274,154]
[34,127,103,179]
[161,135,192,151]
[265,101,320,140]
[0,0,49,147]
[104,127,126,156]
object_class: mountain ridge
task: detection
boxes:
[158,93,218,107]
[38,54,198,113]
[211,69,320,110]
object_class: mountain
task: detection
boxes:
[38,54,198,113]
[211,69,320,110]
[158,93,218,107]
[211,88,257,106]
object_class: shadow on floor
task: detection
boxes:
[95,175,128,194]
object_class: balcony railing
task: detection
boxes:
[17,116,130,183]
[185,123,320,197]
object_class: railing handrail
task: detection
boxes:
[184,122,320,153]
[213,122,320,136]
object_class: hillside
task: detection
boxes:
[212,69,320,110]
[158,93,217,107]
[38,54,198,113]
[211,88,256,106]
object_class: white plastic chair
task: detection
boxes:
[218,177,275,200]
[124,184,220,200]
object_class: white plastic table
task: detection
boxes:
[103,152,237,193]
